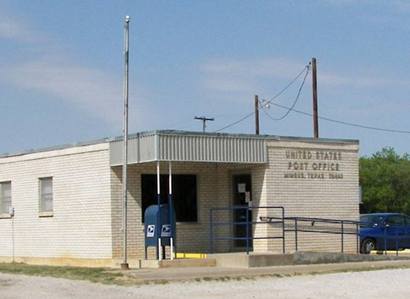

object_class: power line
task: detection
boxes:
[214,64,310,133]
[266,102,410,134]
[262,66,310,121]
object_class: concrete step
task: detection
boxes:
[209,251,410,268]
[139,258,216,269]
[210,253,294,268]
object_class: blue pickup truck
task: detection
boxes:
[360,213,410,254]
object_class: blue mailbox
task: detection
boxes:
[144,204,176,258]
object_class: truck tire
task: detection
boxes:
[361,238,376,254]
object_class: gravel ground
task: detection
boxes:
[0,268,409,299]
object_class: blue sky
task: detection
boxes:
[0,0,409,156]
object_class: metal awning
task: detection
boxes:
[109,130,267,165]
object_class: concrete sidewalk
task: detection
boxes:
[122,259,410,284]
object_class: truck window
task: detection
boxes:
[386,215,405,226]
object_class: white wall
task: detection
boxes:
[259,140,360,253]
[0,143,113,260]
[110,162,238,259]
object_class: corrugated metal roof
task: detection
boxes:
[0,130,359,162]
[109,131,267,165]
[158,133,266,163]
[110,130,359,144]
[109,130,359,165]
[0,137,112,159]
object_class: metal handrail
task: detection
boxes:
[209,206,285,255]
[210,207,409,256]
[260,215,361,254]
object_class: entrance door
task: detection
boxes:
[232,174,252,248]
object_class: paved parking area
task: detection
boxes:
[1,267,410,299]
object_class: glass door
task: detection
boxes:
[232,174,252,249]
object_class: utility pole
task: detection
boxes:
[121,15,130,270]
[254,95,260,135]
[311,57,319,139]
[194,116,214,132]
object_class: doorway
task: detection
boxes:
[232,174,252,248]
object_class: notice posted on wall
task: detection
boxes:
[237,183,246,193]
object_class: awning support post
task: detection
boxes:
[157,161,162,261]
[169,161,174,260]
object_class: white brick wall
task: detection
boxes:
[255,140,360,253]
[0,143,113,260]
[0,137,360,264]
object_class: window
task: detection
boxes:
[360,215,383,228]
[141,174,197,222]
[385,215,405,226]
[0,182,11,214]
[39,177,53,213]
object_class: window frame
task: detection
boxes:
[39,177,53,216]
[0,181,12,217]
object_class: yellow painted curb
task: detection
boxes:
[176,253,207,259]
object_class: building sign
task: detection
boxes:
[284,149,344,180]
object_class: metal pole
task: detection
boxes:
[11,211,15,263]
[254,95,259,135]
[295,218,298,252]
[121,15,130,270]
[168,161,174,260]
[356,223,359,254]
[157,161,162,260]
[244,207,249,255]
[209,209,214,253]
[282,208,285,254]
[341,221,344,253]
[311,57,319,138]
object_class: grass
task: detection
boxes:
[0,263,126,285]
[1,260,410,286]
